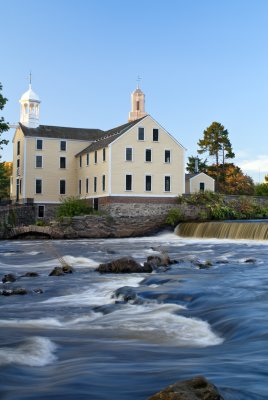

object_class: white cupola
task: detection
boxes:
[19,83,40,128]
[128,85,147,122]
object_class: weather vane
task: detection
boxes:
[137,75,141,88]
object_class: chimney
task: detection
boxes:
[194,158,199,173]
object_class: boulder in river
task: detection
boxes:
[148,375,224,400]
[1,288,28,296]
[49,265,74,276]
[96,257,152,274]
[21,272,39,278]
[2,273,17,283]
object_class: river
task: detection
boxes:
[0,231,268,399]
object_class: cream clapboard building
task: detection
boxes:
[11,84,186,217]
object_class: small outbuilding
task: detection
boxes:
[185,172,215,194]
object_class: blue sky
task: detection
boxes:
[1,0,267,182]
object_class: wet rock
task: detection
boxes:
[215,260,229,264]
[1,288,28,296]
[244,258,256,264]
[49,265,74,276]
[33,288,43,294]
[96,257,152,274]
[113,286,143,304]
[148,375,224,400]
[21,272,39,277]
[192,259,212,269]
[2,273,17,283]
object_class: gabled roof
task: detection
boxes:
[19,123,104,141]
[75,116,146,156]
[185,172,214,181]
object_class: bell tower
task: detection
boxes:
[19,75,40,128]
[128,83,147,122]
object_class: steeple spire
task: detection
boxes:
[128,81,147,122]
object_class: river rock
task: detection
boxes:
[1,288,28,296]
[96,257,153,274]
[2,273,17,283]
[21,272,39,277]
[148,375,224,400]
[49,265,74,276]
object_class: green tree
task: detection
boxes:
[255,183,268,196]
[197,122,235,167]
[0,83,9,160]
[186,155,208,174]
[0,162,11,199]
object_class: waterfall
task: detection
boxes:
[175,221,268,240]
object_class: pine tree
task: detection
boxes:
[197,122,235,166]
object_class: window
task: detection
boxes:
[60,179,66,195]
[35,179,42,194]
[17,141,20,156]
[126,174,132,191]
[200,182,205,192]
[79,155,82,168]
[86,153,89,166]
[103,148,106,162]
[94,177,97,193]
[136,101,140,111]
[153,129,159,142]
[164,176,171,192]
[138,127,144,141]
[79,179,82,195]
[60,141,66,151]
[19,179,22,194]
[145,149,152,162]
[145,175,152,192]
[17,159,20,168]
[125,147,133,161]
[60,157,66,169]
[36,155,43,168]
[102,175,106,191]
[36,139,43,150]
[38,205,45,218]
[86,178,89,194]
[94,151,97,164]
[165,150,171,163]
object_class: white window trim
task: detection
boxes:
[86,153,90,166]
[164,149,171,164]
[137,126,145,141]
[102,148,106,162]
[164,175,171,192]
[102,174,106,192]
[125,173,133,192]
[86,177,89,194]
[35,155,43,168]
[59,156,66,169]
[145,174,152,192]
[93,176,97,193]
[94,151,98,164]
[36,138,43,151]
[35,178,42,195]
[153,128,159,142]
[60,140,67,152]
[79,179,82,195]
[145,148,152,163]
[79,155,82,168]
[125,146,133,162]
[59,179,66,195]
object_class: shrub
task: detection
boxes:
[57,196,93,218]
[166,208,184,226]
